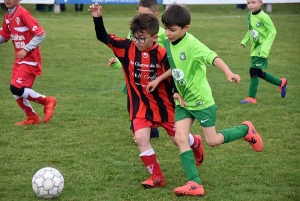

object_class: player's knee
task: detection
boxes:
[10,84,24,96]
[205,138,220,147]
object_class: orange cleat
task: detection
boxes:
[174,181,204,196]
[242,121,263,152]
[15,114,41,126]
[44,96,57,123]
[239,97,257,104]
[142,175,165,188]
[278,78,287,98]
[192,135,205,166]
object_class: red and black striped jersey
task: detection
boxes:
[108,34,175,123]
[93,17,174,122]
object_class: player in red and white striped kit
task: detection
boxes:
[0,0,56,126]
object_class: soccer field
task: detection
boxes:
[0,3,299,200]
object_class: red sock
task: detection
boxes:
[16,98,36,117]
[140,154,163,177]
[191,135,200,149]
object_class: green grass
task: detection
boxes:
[1,3,300,201]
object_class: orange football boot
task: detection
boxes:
[174,181,204,196]
[142,175,165,188]
[242,121,263,152]
[15,114,41,126]
[44,96,57,123]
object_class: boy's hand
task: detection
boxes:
[173,93,186,107]
[17,49,28,59]
[146,79,160,93]
[88,3,102,17]
[108,58,117,67]
[227,73,241,84]
[241,44,245,48]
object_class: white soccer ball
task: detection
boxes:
[32,167,64,198]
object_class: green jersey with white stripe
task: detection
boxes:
[166,33,217,110]
[241,10,276,58]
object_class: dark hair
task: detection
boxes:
[161,4,191,28]
[130,13,159,36]
[137,0,158,13]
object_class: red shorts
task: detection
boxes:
[11,69,36,88]
[132,118,175,137]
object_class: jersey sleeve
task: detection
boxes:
[260,14,276,58]
[0,16,10,41]
[107,34,132,58]
[241,31,250,46]
[110,31,131,69]
[193,41,218,65]
[21,12,45,36]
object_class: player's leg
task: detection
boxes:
[200,105,263,151]
[133,118,165,188]
[165,126,205,166]
[169,106,205,166]
[10,70,41,125]
[173,118,204,196]
[240,68,259,104]
[257,68,287,98]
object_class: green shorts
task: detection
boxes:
[251,56,268,69]
[175,104,217,127]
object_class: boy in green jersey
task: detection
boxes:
[239,0,287,104]
[108,0,166,140]
[147,4,263,197]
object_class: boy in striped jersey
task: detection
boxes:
[89,3,204,189]
[108,0,165,140]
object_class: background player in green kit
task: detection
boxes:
[239,0,287,104]
[147,4,263,197]
[107,0,165,140]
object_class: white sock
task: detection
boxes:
[22,88,45,99]
[139,148,154,156]
[188,133,194,147]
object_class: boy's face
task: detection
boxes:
[137,6,158,18]
[247,0,263,12]
[131,31,158,51]
[164,25,189,42]
[4,0,19,9]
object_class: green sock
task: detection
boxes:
[180,150,201,184]
[248,77,259,98]
[221,125,248,143]
[263,72,281,86]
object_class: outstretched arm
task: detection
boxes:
[146,69,172,93]
[213,57,240,84]
[88,3,108,44]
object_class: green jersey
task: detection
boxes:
[241,9,276,58]
[165,33,217,110]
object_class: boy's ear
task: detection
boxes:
[154,12,159,17]
[183,25,190,32]
[153,34,158,42]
